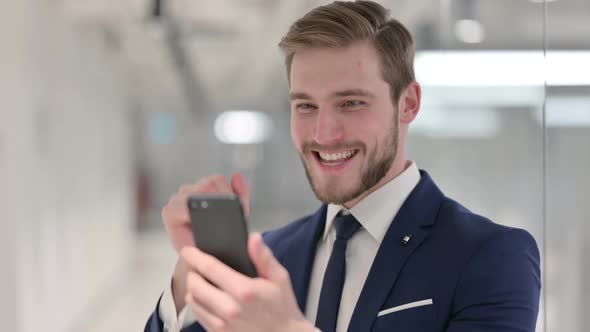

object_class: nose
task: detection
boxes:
[312,108,344,146]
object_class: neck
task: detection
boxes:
[342,157,410,209]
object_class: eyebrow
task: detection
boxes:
[289,92,313,101]
[332,89,375,98]
[289,89,375,101]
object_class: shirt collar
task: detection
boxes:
[324,161,421,243]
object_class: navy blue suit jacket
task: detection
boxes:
[145,171,541,331]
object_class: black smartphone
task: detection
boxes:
[187,194,257,278]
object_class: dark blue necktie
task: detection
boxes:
[315,213,362,332]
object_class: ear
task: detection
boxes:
[398,82,421,124]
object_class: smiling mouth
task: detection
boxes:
[313,149,359,166]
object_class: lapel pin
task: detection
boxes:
[401,234,412,245]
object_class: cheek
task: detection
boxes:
[290,118,305,149]
[347,113,385,141]
[351,121,393,157]
[291,116,311,142]
[364,106,396,135]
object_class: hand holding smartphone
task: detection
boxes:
[187,194,257,278]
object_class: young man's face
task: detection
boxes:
[289,41,400,205]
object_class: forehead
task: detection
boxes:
[289,41,387,97]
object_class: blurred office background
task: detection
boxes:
[1,0,588,331]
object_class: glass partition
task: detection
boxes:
[545,1,590,331]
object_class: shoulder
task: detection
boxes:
[262,213,317,249]
[426,196,540,293]
[435,200,541,327]
[432,197,541,298]
[435,197,538,254]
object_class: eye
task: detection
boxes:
[295,103,316,113]
[341,100,365,109]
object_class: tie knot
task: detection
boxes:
[334,213,362,240]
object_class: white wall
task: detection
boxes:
[0,1,134,331]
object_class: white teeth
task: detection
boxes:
[319,150,355,161]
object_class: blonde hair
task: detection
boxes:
[279,0,415,102]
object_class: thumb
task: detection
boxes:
[248,233,286,283]
[231,172,250,217]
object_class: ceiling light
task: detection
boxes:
[454,19,485,44]
[529,0,558,3]
[415,51,590,86]
[214,110,273,144]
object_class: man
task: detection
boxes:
[145,1,541,331]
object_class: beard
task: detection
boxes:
[300,118,399,205]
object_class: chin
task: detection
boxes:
[312,181,361,205]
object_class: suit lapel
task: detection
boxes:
[279,205,327,312]
[347,171,444,331]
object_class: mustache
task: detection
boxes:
[302,141,366,153]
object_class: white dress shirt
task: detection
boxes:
[159,162,421,332]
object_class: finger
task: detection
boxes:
[179,175,227,196]
[210,176,233,194]
[163,196,191,222]
[169,175,230,221]
[181,247,251,295]
[169,175,227,222]
[202,174,228,189]
[231,172,251,218]
[248,233,288,284]
[186,271,240,321]
[171,226,195,252]
[186,294,226,332]
[179,175,219,194]
[214,180,233,194]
